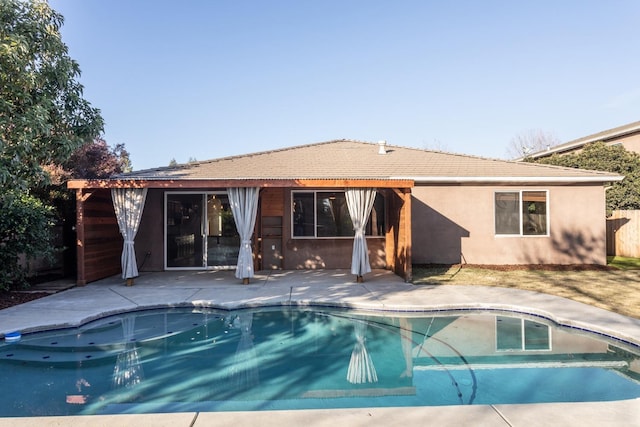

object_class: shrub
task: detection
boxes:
[0,191,55,290]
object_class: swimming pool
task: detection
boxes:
[1,307,639,417]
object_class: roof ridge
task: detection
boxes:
[384,142,543,164]
[384,142,622,176]
[179,139,374,168]
[122,140,347,174]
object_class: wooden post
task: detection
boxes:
[76,189,86,286]
[402,189,413,282]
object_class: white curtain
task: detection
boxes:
[347,320,378,384]
[228,187,260,280]
[112,315,144,389]
[231,313,260,389]
[346,188,377,276]
[111,188,148,279]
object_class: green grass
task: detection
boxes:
[608,256,640,270]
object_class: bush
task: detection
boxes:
[0,191,55,290]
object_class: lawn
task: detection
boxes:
[412,259,640,319]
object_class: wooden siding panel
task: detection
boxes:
[259,188,285,270]
[76,189,121,285]
[260,188,285,217]
[385,188,412,281]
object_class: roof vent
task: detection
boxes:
[378,140,387,155]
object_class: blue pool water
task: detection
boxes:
[1,307,639,417]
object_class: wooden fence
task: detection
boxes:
[607,210,640,257]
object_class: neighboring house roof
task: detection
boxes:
[521,120,640,160]
[103,140,621,185]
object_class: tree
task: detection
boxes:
[506,129,560,159]
[529,142,640,213]
[41,138,131,209]
[1,0,103,190]
[0,0,103,289]
[37,139,131,282]
[0,192,54,287]
[64,139,131,179]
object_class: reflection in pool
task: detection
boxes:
[1,307,639,417]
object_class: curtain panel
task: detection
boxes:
[347,320,378,384]
[345,188,377,277]
[111,188,148,280]
[228,187,260,280]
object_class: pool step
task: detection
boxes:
[0,345,125,363]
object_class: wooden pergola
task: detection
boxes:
[67,178,414,285]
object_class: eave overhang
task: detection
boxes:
[395,175,624,184]
[67,178,416,190]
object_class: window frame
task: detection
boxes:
[495,316,552,352]
[291,190,385,239]
[494,190,550,237]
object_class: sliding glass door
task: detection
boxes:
[204,194,240,267]
[165,192,239,269]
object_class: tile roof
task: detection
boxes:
[116,139,622,184]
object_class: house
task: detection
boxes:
[519,120,640,258]
[67,140,623,286]
[521,120,640,160]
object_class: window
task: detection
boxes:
[292,191,385,238]
[496,316,551,351]
[495,191,548,236]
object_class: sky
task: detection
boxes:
[49,0,640,171]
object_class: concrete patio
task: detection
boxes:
[0,269,638,426]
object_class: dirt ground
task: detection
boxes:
[0,291,52,310]
[412,264,640,319]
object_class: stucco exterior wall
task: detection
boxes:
[282,237,386,270]
[529,128,640,159]
[132,183,607,274]
[422,315,608,357]
[562,133,640,155]
[411,184,607,265]
[133,188,387,273]
[612,132,640,153]
[281,189,387,270]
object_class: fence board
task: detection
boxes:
[607,210,640,257]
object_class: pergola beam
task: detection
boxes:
[67,178,414,190]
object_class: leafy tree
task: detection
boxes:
[40,138,131,213]
[0,192,54,287]
[529,142,640,213]
[43,139,131,186]
[0,0,103,289]
[35,139,131,284]
[1,0,103,190]
[64,139,131,179]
